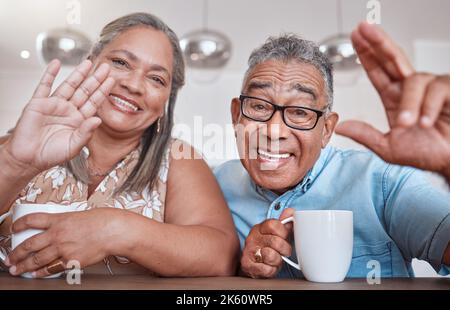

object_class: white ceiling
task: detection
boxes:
[1,0,450,73]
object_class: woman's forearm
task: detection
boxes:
[0,144,38,213]
[108,210,238,277]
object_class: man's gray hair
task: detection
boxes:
[243,34,334,110]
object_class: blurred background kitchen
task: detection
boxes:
[0,0,449,277]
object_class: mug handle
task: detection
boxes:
[280,216,301,270]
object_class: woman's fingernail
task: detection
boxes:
[9,265,17,275]
[98,63,110,72]
[81,59,91,66]
[4,256,10,267]
[399,111,413,125]
[420,116,432,128]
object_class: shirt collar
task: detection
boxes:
[300,145,332,192]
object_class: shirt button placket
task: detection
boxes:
[274,202,281,211]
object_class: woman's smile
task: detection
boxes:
[108,93,143,115]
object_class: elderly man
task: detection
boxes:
[214,22,450,279]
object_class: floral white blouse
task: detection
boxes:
[16,143,170,222]
[1,140,172,275]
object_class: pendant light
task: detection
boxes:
[36,28,91,66]
[179,0,232,69]
[319,0,359,71]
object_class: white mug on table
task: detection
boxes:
[0,203,79,278]
[281,210,353,283]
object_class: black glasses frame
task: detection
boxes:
[239,95,326,131]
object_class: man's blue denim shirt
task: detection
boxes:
[214,146,450,278]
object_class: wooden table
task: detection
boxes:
[0,273,449,290]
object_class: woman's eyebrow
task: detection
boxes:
[149,64,170,77]
[110,49,139,62]
[109,49,170,77]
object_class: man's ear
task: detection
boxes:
[231,98,241,126]
[321,112,339,148]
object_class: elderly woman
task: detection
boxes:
[0,13,239,277]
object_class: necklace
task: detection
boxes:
[87,154,128,178]
[88,164,113,178]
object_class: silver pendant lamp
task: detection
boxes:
[319,0,360,71]
[36,28,91,66]
[179,0,232,70]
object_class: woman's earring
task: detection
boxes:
[157,118,161,133]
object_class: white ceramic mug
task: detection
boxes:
[281,210,353,283]
[0,203,79,278]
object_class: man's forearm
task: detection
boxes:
[0,144,38,213]
[444,243,450,266]
[109,210,239,277]
[443,164,450,187]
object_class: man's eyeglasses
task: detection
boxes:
[239,95,327,131]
